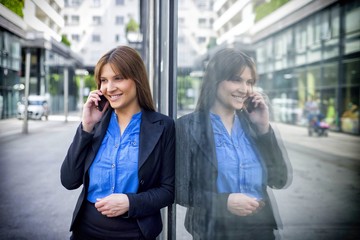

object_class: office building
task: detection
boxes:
[62,0,139,71]
[212,0,359,134]
[0,0,82,119]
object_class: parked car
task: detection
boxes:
[17,95,50,120]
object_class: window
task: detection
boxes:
[344,1,360,55]
[345,2,360,35]
[92,16,102,25]
[198,18,206,28]
[115,16,124,25]
[197,37,206,44]
[295,23,307,65]
[115,34,121,42]
[71,34,80,42]
[71,0,80,7]
[71,15,80,25]
[64,15,69,25]
[92,34,101,42]
[91,0,101,7]
[331,6,340,38]
[116,0,125,5]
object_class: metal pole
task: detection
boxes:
[22,48,31,134]
[79,75,84,117]
[75,69,88,117]
[168,0,178,238]
[64,68,68,123]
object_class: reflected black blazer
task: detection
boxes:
[175,110,291,238]
[61,108,175,239]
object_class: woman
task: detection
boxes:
[176,48,291,240]
[61,46,175,240]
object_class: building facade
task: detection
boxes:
[251,0,359,135]
[211,0,359,135]
[0,4,23,119]
[62,0,140,71]
[178,0,216,73]
[0,0,83,119]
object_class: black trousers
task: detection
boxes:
[71,200,146,240]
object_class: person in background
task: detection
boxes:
[304,95,319,126]
[176,48,292,240]
[61,46,175,240]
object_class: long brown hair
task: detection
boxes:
[94,45,155,111]
[196,48,257,111]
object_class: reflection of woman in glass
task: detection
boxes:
[176,48,291,240]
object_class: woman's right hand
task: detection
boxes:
[227,193,262,216]
[82,90,109,132]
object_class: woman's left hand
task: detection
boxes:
[246,92,270,134]
[95,194,130,217]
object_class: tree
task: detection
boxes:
[126,18,139,34]
[61,35,71,47]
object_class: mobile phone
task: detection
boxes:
[244,96,256,113]
[97,95,107,111]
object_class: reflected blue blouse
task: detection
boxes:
[210,112,264,199]
[87,111,142,203]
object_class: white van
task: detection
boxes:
[17,95,50,120]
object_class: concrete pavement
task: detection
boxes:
[0,115,82,239]
[271,122,360,161]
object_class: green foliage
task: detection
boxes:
[86,75,97,90]
[75,74,96,89]
[255,0,289,22]
[0,0,24,17]
[126,18,139,33]
[207,37,217,50]
[49,73,60,95]
[177,75,196,110]
[75,74,96,102]
[61,35,71,47]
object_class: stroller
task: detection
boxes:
[308,113,329,137]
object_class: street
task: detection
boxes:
[0,116,359,239]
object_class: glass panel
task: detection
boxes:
[307,65,321,91]
[340,85,359,134]
[345,38,360,55]
[345,4,360,34]
[295,23,306,66]
[321,89,338,130]
[331,5,340,38]
[323,62,338,87]
[175,2,360,240]
[344,58,360,87]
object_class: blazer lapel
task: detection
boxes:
[138,110,164,169]
[85,109,112,171]
[190,111,218,168]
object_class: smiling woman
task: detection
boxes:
[176,48,292,240]
[60,46,175,240]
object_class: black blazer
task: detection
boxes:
[61,108,175,239]
[175,110,291,238]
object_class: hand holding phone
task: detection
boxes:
[244,96,256,113]
[97,95,108,111]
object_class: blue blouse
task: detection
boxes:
[210,112,264,200]
[87,111,142,203]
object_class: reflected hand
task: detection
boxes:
[95,194,129,218]
[246,92,270,134]
[227,193,264,216]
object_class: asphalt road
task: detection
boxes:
[0,116,359,239]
